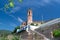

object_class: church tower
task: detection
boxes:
[27,8,33,25]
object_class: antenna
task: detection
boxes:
[41,14,44,24]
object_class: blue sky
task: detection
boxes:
[0,0,60,31]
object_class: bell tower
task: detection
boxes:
[27,8,33,25]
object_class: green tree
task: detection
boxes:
[12,26,20,33]
[53,28,60,37]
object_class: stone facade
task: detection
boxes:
[27,8,33,25]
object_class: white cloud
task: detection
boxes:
[10,6,20,13]
[20,0,60,7]
[40,0,60,5]
[9,15,18,21]
[18,17,24,23]
[0,23,6,25]
[54,0,60,3]
[0,23,2,24]
[42,0,50,3]
[9,23,17,27]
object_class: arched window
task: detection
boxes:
[29,11,30,16]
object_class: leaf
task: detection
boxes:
[9,2,14,7]
[19,0,23,3]
[5,4,9,9]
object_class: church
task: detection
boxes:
[21,8,42,27]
